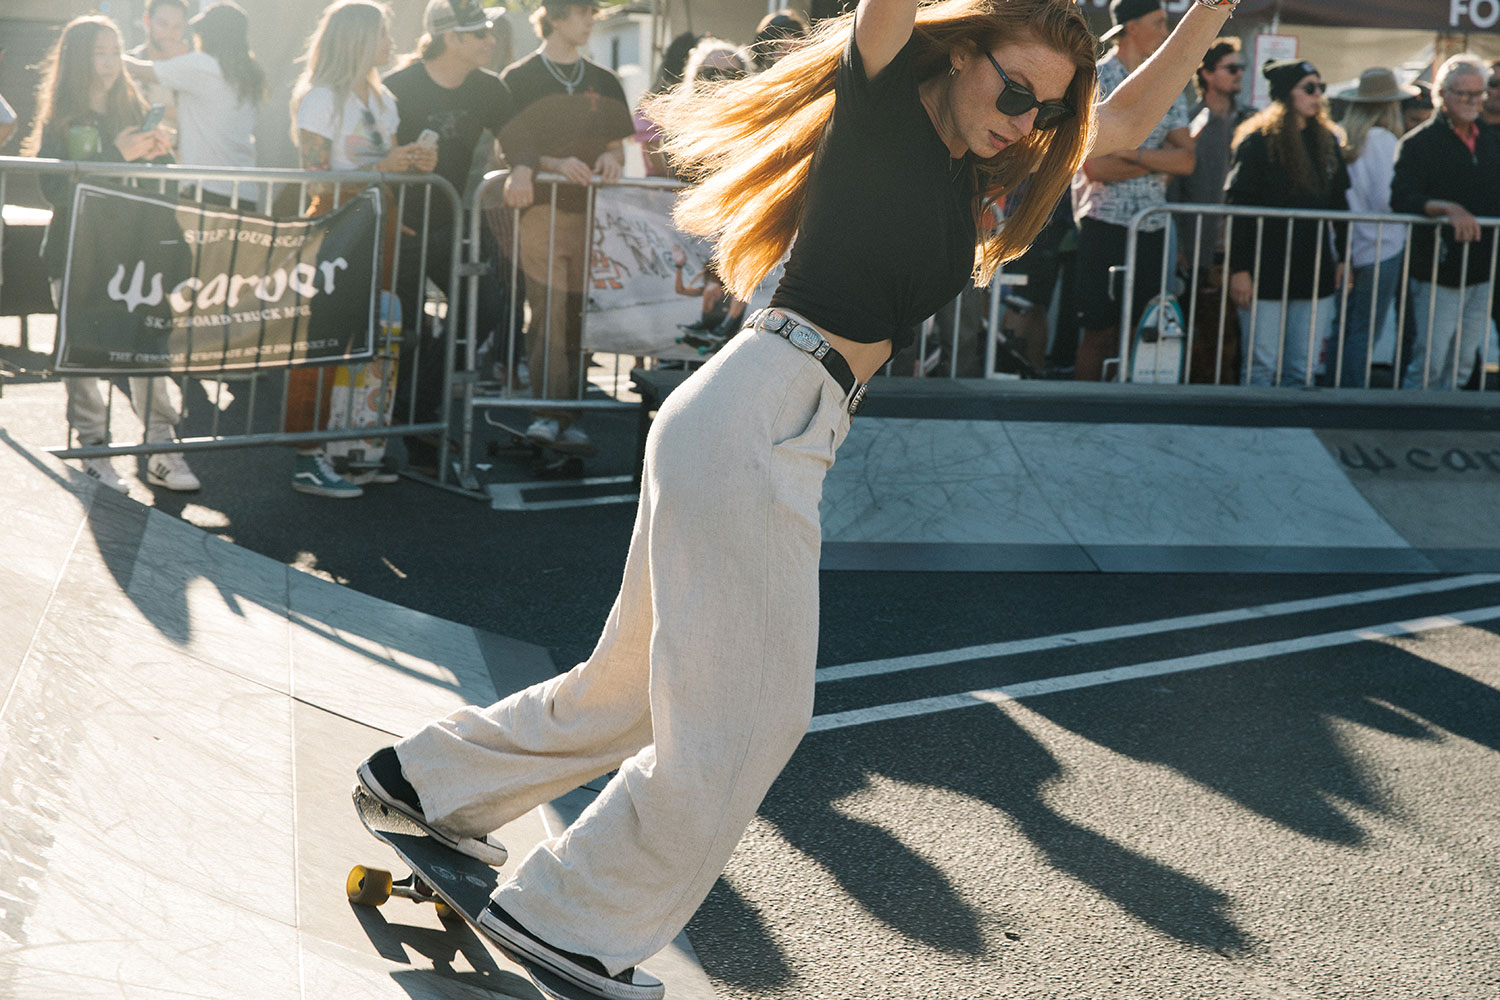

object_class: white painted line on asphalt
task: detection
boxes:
[815,574,1500,684]
[807,604,1500,732]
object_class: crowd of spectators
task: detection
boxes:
[1,0,815,498]
[2,0,1497,500]
[1005,0,1500,391]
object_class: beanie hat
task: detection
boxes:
[1263,59,1319,104]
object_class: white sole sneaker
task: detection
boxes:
[477,903,665,1000]
[354,761,507,866]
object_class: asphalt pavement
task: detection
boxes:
[1,355,1496,998]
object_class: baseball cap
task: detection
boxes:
[425,0,495,35]
[1100,0,1164,43]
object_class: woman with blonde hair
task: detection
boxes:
[1226,59,1351,386]
[1333,68,1418,387]
[283,0,436,498]
[354,1,1238,996]
[26,15,201,494]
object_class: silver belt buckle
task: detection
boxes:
[848,383,867,415]
[758,309,789,333]
[786,324,823,355]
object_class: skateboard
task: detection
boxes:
[1129,292,1186,384]
[482,411,592,478]
[326,291,401,474]
[349,786,664,1000]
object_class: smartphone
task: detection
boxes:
[416,128,440,148]
[140,103,167,132]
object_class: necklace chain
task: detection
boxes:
[540,52,586,95]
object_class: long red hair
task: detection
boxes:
[646,0,1098,299]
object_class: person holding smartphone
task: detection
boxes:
[25,15,201,494]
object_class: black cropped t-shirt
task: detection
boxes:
[769,27,978,352]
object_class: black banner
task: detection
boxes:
[56,184,381,374]
[1079,0,1498,32]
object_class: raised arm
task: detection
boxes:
[1092,2,1235,158]
[854,0,917,81]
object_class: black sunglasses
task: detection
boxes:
[982,50,1073,131]
[1299,80,1327,96]
[1488,77,1500,89]
[1219,63,1245,74]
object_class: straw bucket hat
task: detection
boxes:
[1340,67,1421,103]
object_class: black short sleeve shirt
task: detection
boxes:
[769,26,978,350]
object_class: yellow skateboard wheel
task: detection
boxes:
[346,865,393,906]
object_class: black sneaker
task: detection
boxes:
[478,901,665,1000]
[355,747,508,866]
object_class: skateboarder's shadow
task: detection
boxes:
[351,900,540,998]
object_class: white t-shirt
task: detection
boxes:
[296,84,398,172]
[1345,126,1406,268]
[153,51,259,203]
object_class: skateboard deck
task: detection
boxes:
[326,291,401,471]
[349,786,662,1000]
[1130,292,1186,384]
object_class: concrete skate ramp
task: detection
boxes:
[822,398,1500,574]
[0,431,715,1000]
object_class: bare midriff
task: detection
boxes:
[785,313,891,384]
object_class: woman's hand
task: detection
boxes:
[1228,270,1253,310]
[115,127,161,162]
[671,245,686,268]
[380,142,437,173]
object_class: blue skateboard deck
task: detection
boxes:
[349,786,663,1000]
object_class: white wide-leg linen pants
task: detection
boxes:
[398,325,854,974]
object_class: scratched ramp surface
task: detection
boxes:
[0,433,716,1000]
[821,420,1447,573]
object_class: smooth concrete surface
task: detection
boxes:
[821,419,1500,573]
[0,432,718,1000]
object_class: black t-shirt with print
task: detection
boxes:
[498,52,633,214]
[384,61,514,229]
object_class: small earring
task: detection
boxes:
[950,64,958,76]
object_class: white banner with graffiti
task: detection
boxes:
[56,184,380,374]
[583,185,782,356]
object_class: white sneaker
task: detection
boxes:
[525,417,560,447]
[82,457,128,494]
[146,452,201,491]
[553,425,598,457]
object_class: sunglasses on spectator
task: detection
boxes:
[1448,87,1486,100]
[1489,77,1500,88]
[1219,63,1245,73]
[982,50,1074,131]
[1299,81,1327,96]
[463,27,491,39]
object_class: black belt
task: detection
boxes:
[748,309,867,415]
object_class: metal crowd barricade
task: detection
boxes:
[1120,203,1500,391]
[0,156,464,484]
[457,169,682,493]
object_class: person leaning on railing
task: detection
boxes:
[1391,54,1500,391]
[1224,58,1350,388]
[285,0,438,499]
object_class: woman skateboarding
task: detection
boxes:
[356,1,1240,997]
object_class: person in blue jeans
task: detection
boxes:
[1225,59,1350,387]
[1392,55,1500,391]
[1332,67,1419,387]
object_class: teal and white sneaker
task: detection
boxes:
[292,451,363,498]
